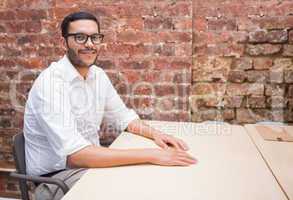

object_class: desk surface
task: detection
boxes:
[62,121,287,200]
[245,124,293,200]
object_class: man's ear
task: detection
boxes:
[60,36,67,48]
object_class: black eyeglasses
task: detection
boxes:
[66,33,104,45]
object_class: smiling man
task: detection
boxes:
[23,11,197,200]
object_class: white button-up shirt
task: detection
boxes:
[24,55,139,176]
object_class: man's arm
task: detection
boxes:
[126,119,189,151]
[67,145,197,168]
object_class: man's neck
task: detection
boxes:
[76,66,89,80]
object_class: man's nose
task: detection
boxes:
[85,37,94,48]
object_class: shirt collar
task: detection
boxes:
[59,55,96,82]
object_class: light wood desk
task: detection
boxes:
[245,124,293,200]
[62,121,287,200]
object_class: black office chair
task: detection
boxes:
[10,133,69,200]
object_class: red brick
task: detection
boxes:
[0,11,15,20]
[260,1,293,17]
[38,46,55,57]
[223,109,235,121]
[252,17,285,30]
[156,98,176,111]
[246,70,269,83]
[4,22,24,33]
[174,18,192,30]
[246,44,282,56]
[175,43,192,56]
[0,59,16,68]
[120,70,141,84]
[267,30,288,43]
[191,109,223,122]
[226,83,248,96]
[175,98,189,111]
[191,83,226,96]
[207,19,237,31]
[152,2,191,17]
[193,18,207,31]
[153,111,190,122]
[24,21,42,33]
[143,17,174,31]
[248,30,268,43]
[267,97,287,108]
[273,58,292,70]
[133,84,153,95]
[153,58,191,70]
[197,43,245,57]
[231,57,252,70]
[23,0,55,9]
[0,47,21,57]
[246,83,265,95]
[253,58,273,70]
[265,84,285,96]
[236,109,270,123]
[96,60,115,70]
[284,69,293,83]
[51,7,81,19]
[223,96,243,108]
[16,9,47,20]
[246,96,266,108]
[119,60,151,70]
[191,97,220,108]
[17,58,44,69]
[228,70,246,83]
[105,43,148,57]
[118,18,144,30]
[158,32,192,43]
[155,84,175,96]
[117,30,152,43]
[283,45,293,56]
[173,71,191,84]
[130,97,155,111]
[152,43,175,56]
[177,85,190,97]
[193,68,229,82]
[269,70,284,83]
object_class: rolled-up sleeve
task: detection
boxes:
[102,72,139,131]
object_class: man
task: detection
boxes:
[24,11,196,199]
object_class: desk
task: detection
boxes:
[245,124,293,200]
[62,121,287,200]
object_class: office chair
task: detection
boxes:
[10,133,69,200]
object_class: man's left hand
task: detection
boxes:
[153,133,189,151]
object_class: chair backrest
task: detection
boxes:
[12,133,27,174]
[12,133,30,200]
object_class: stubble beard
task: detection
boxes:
[67,48,98,69]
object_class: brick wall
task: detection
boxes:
[0,0,292,197]
[192,0,293,123]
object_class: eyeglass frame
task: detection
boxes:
[65,32,105,45]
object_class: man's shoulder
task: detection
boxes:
[35,58,65,82]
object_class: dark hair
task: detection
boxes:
[61,11,100,38]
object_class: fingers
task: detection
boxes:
[157,139,169,149]
[166,138,189,151]
[177,139,189,151]
[170,149,197,166]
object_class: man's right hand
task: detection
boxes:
[145,148,197,166]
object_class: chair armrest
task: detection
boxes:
[10,172,69,194]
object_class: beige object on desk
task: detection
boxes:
[62,121,287,200]
[245,124,293,200]
[255,125,293,142]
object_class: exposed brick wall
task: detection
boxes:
[0,0,292,197]
[191,0,293,123]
